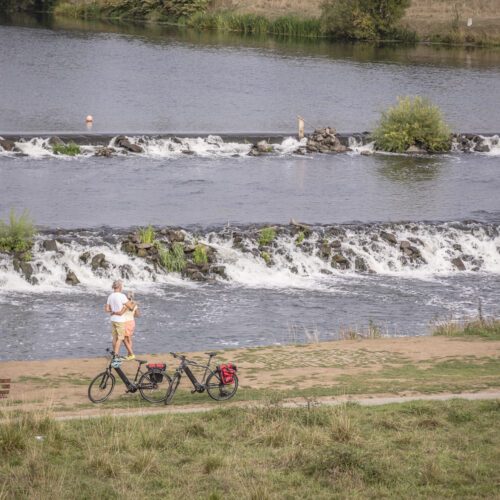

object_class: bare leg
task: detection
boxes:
[113,337,123,357]
[123,336,133,356]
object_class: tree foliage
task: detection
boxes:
[321,0,411,40]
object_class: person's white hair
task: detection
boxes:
[112,279,123,290]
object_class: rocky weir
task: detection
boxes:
[0,131,499,158]
[0,221,499,290]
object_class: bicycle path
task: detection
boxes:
[53,390,500,421]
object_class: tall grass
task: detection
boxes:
[138,225,155,245]
[0,209,35,254]
[193,244,208,266]
[432,317,500,340]
[188,11,323,38]
[373,96,451,153]
[157,242,186,272]
[1,400,499,498]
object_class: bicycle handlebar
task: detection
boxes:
[170,352,186,360]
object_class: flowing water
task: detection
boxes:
[1,15,499,360]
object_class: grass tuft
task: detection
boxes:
[52,142,81,156]
[157,242,186,273]
[193,244,208,266]
[138,225,155,245]
[258,227,276,247]
[0,209,36,254]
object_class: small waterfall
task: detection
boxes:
[0,222,499,293]
[1,134,499,159]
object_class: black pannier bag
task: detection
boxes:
[146,363,167,383]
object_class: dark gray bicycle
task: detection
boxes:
[88,348,171,404]
[165,351,238,405]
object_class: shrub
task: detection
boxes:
[158,242,186,273]
[373,96,451,153]
[139,225,155,245]
[321,0,412,41]
[193,244,208,266]
[258,227,276,247]
[52,142,81,156]
[0,209,35,254]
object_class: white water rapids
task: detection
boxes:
[1,223,499,294]
[1,134,500,159]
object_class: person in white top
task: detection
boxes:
[105,280,133,358]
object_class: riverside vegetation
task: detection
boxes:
[4,0,494,45]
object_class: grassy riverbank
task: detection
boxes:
[1,399,499,498]
[46,0,500,45]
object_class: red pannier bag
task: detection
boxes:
[146,363,167,383]
[217,363,237,385]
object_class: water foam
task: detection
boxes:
[0,222,498,294]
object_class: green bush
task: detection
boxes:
[373,96,451,153]
[321,0,412,41]
[193,244,208,266]
[433,318,500,341]
[139,225,155,245]
[158,242,186,273]
[52,142,81,156]
[258,227,276,247]
[0,209,35,254]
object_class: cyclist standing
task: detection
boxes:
[105,280,131,358]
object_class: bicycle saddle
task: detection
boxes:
[135,359,147,365]
[205,352,218,357]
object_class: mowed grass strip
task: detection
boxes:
[1,399,499,498]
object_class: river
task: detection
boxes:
[0,15,499,360]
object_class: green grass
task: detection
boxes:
[258,226,276,247]
[433,317,500,341]
[0,209,35,254]
[157,242,186,273]
[52,142,81,156]
[138,225,155,245]
[193,244,208,266]
[188,11,323,38]
[1,399,498,498]
[373,96,452,153]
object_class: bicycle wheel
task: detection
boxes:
[88,371,116,403]
[206,372,238,401]
[138,370,172,404]
[165,373,181,405]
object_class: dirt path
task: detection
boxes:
[51,390,500,421]
[1,336,499,417]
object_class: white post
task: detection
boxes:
[297,116,305,140]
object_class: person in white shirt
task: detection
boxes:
[105,280,132,358]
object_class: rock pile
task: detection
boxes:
[120,229,226,282]
[306,128,349,154]
[452,133,495,153]
[248,140,274,156]
[114,136,143,153]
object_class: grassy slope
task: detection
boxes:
[1,399,499,498]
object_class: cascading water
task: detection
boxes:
[1,222,499,295]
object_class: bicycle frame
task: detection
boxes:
[105,349,143,393]
[174,355,216,393]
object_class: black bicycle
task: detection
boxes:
[88,349,171,404]
[165,351,239,404]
